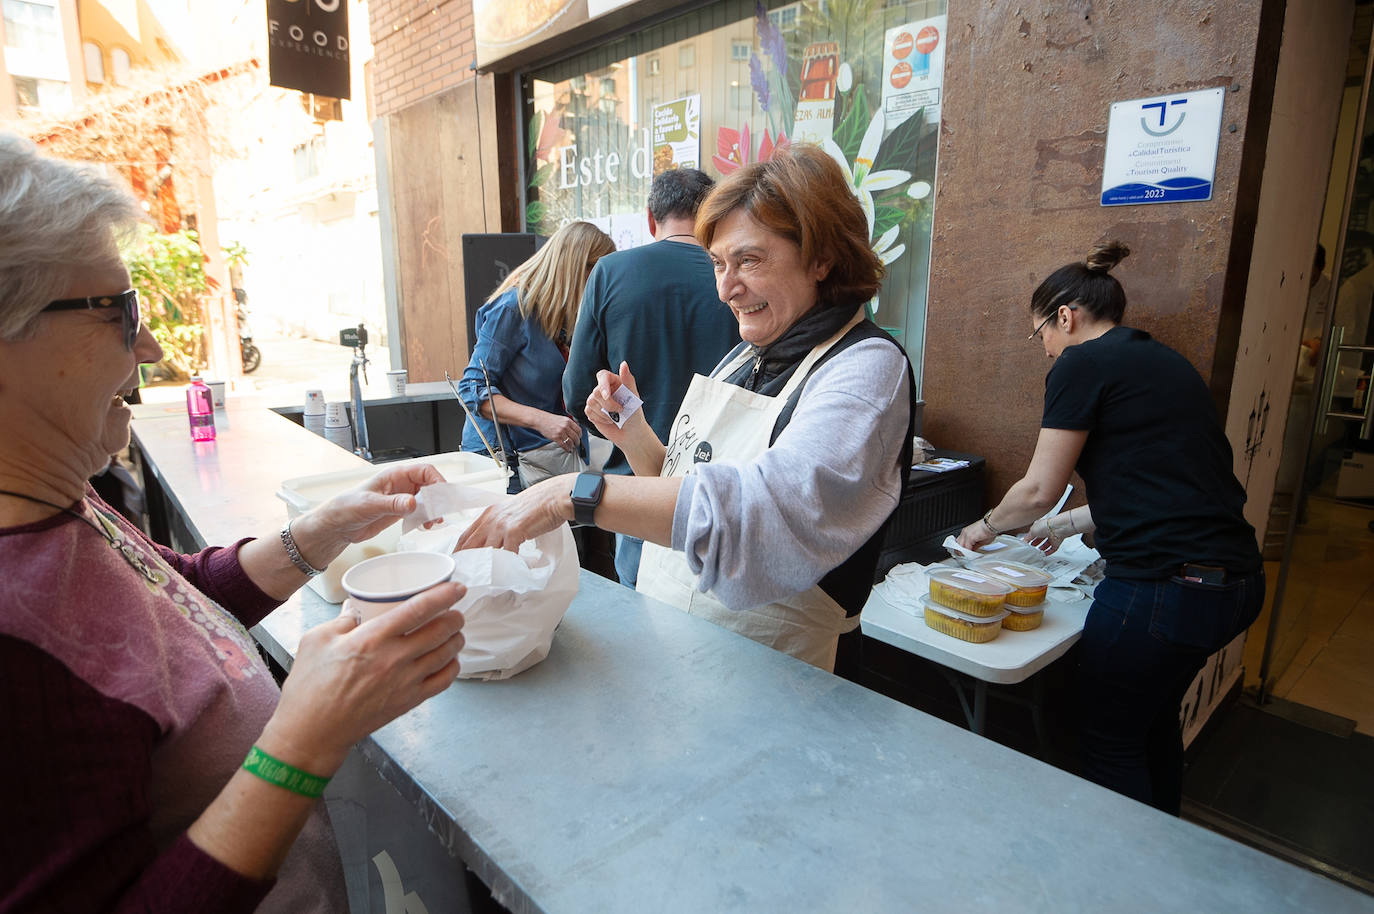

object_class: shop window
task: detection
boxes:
[524,0,948,385]
[111,47,131,85]
[82,41,103,82]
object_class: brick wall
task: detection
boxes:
[369,0,474,117]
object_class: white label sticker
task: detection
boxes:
[600,385,643,428]
[991,565,1026,578]
[951,572,987,583]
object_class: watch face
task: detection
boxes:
[572,472,604,502]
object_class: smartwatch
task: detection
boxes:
[570,471,605,527]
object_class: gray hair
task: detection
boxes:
[0,132,145,340]
[647,167,714,223]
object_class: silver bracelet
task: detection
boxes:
[280,521,325,577]
[982,510,1003,537]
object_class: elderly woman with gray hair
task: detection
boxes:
[0,133,467,911]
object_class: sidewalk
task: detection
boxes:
[140,333,402,408]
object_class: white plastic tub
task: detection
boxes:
[277,451,510,602]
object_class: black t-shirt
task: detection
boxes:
[1042,326,1260,579]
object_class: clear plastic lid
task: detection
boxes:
[974,534,1025,553]
[968,558,1053,588]
[972,534,1046,563]
[927,567,1013,597]
[1003,602,1046,616]
[920,594,1009,623]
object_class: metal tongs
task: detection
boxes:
[444,366,512,476]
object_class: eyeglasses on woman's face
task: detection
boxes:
[43,289,141,351]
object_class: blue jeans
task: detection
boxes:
[1076,569,1264,814]
[615,534,643,589]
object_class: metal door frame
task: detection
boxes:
[1257,17,1374,700]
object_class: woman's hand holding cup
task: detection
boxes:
[258,577,466,778]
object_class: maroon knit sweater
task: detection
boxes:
[0,490,345,913]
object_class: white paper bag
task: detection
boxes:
[401,483,579,679]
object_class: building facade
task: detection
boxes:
[363,0,1366,741]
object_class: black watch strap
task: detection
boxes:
[571,471,605,527]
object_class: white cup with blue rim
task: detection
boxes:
[340,551,456,622]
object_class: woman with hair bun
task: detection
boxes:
[956,241,1262,815]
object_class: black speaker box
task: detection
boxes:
[460,233,546,358]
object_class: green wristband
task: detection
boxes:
[241,745,330,798]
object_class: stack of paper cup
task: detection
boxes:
[205,379,227,410]
[324,401,354,450]
[386,369,407,398]
[304,389,326,437]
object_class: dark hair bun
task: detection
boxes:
[1086,240,1130,273]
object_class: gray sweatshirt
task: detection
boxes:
[669,338,910,610]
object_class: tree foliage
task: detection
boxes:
[124,226,210,380]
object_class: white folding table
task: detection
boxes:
[861,568,1091,746]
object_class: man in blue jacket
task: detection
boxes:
[563,168,740,587]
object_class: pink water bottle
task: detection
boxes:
[186,376,216,442]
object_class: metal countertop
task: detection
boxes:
[130,404,1374,914]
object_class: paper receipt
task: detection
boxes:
[601,385,643,428]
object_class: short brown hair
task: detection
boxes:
[695,144,884,307]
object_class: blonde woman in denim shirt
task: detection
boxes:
[458,222,615,491]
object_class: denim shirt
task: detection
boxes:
[458,288,569,455]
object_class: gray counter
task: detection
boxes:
[130,403,1372,913]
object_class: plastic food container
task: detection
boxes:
[277,451,511,603]
[968,558,1052,607]
[927,568,1011,616]
[920,596,1007,643]
[973,534,1046,565]
[1001,603,1045,631]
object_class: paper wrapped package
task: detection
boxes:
[401,483,579,680]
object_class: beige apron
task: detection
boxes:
[636,309,864,671]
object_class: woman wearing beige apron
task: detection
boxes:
[459,145,916,673]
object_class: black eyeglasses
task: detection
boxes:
[1028,304,1078,341]
[43,289,141,350]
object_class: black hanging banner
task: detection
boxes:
[267,0,350,100]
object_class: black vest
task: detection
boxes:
[767,320,917,616]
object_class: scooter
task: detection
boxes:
[234,288,262,373]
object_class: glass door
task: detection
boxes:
[1258,10,1374,730]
